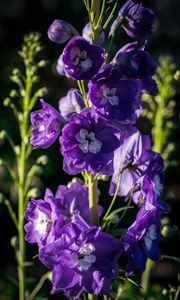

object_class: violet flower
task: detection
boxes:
[123,206,161,275]
[113,42,158,95]
[60,36,106,80]
[54,181,103,224]
[110,0,155,40]
[24,189,60,248]
[30,99,62,149]
[88,64,142,123]
[109,129,152,197]
[60,108,121,175]
[39,215,121,299]
[133,152,168,212]
[82,22,105,46]
[48,19,78,44]
[59,89,85,121]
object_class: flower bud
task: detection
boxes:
[48,20,78,44]
[27,187,41,198]
[82,22,105,46]
[36,155,49,165]
[59,89,85,121]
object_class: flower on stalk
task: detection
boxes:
[24,182,103,248]
[113,42,158,95]
[59,36,106,80]
[48,19,78,44]
[110,0,155,40]
[60,108,121,175]
[109,129,151,197]
[24,189,60,248]
[54,181,103,224]
[82,22,105,46]
[39,215,121,299]
[30,99,62,149]
[59,89,85,121]
[133,152,168,212]
[123,206,161,275]
[88,64,142,122]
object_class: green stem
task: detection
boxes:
[28,273,50,300]
[88,174,99,226]
[17,70,32,300]
[141,259,154,295]
[152,96,164,153]
[103,173,122,221]
[91,0,101,44]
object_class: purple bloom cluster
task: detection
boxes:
[26,1,167,298]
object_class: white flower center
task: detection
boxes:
[154,175,163,197]
[102,85,119,105]
[144,224,157,251]
[76,128,102,154]
[39,124,45,132]
[70,47,92,72]
[72,243,96,271]
[34,210,51,236]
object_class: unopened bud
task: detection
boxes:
[3,98,11,106]
[11,236,18,248]
[27,187,41,199]
[174,70,180,81]
[48,20,78,44]
[36,155,49,165]
[0,130,6,140]
[161,225,176,238]
[38,60,48,68]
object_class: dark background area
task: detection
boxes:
[0,0,180,298]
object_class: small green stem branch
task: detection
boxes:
[152,96,164,153]
[28,272,51,300]
[103,174,122,221]
[88,174,99,226]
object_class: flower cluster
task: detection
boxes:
[25,1,167,299]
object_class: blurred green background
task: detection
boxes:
[0,0,180,299]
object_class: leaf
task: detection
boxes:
[105,206,134,221]
[119,276,142,289]
[161,255,180,264]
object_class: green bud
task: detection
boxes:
[107,214,120,224]
[10,89,19,98]
[174,70,180,81]
[67,177,83,187]
[0,130,6,140]
[10,236,18,248]
[98,175,109,181]
[14,146,21,156]
[38,60,48,68]
[27,187,41,199]
[161,217,170,226]
[3,98,11,106]
[33,165,43,176]
[161,224,176,238]
[0,159,4,166]
[37,87,48,97]
[36,155,49,165]
[0,192,5,203]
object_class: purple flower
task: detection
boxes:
[82,22,105,46]
[59,89,85,121]
[60,108,121,175]
[123,206,161,275]
[48,20,78,44]
[109,129,152,197]
[54,181,103,224]
[113,42,158,96]
[30,99,62,149]
[110,0,155,39]
[39,215,121,299]
[133,152,168,212]
[24,189,60,248]
[113,42,156,79]
[88,64,142,123]
[60,36,106,80]
[24,182,103,249]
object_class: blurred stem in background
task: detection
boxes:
[141,56,178,296]
[0,33,48,300]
